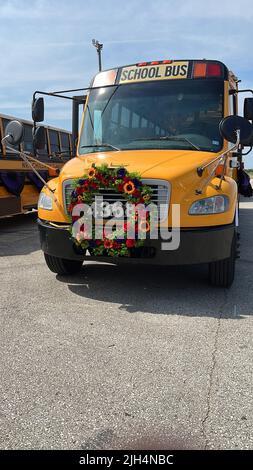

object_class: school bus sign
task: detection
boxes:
[119,61,189,84]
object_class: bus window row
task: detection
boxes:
[0,115,72,158]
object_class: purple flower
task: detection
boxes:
[117,168,127,178]
[71,190,78,198]
[132,178,142,188]
[78,179,85,185]
[89,240,97,248]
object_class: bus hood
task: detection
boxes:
[61,149,220,181]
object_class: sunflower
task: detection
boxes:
[87,168,96,179]
[139,220,150,233]
[123,181,135,195]
[143,194,151,202]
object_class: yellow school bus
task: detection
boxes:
[4,60,253,286]
[0,113,72,217]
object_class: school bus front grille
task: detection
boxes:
[63,179,170,221]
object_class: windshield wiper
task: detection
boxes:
[81,143,121,151]
[132,136,200,151]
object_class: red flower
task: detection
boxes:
[100,177,109,186]
[96,173,103,181]
[81,184,90,192]
[126,239,136,248]
[96,240,102,245]
[117,183,124,192]
[104,239,113,249]
[76,187,83,195]
[113,241,121,249]
[133,189,141,198]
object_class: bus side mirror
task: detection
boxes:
[32,97,44,123]
[4,120,24,145]
[33,126,45,150]
[244,97,253,121]
[219,115,253,146]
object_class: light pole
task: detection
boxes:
[92,39,103,71]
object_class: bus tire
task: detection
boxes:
[208,234,236,288]
[44,253,83,275]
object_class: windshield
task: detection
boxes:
[79,80,224,154]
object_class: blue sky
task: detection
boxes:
[0,0,253,165]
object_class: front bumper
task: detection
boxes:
[38,219,235,266]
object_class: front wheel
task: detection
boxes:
[44,253,83,275]
[208,234,236,288]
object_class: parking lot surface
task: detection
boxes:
[0,201,252,450]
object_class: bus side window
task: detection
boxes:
[132,112,140,128]
[60,132,71,155]
[49,130,60,154]
[94,110,102,142]
[36,129,49,159]
[23,124,33,152]
[121,106,130,127]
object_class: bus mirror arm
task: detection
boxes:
[216,136,239,190]
[195,130,240,195]
[23,153,60,176]
[2,139,59,204]
[196,130,240,178]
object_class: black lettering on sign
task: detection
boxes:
[120,70,128,81]
[155,68,162,78]
[128,69,136,80]
[165,66,172,77]
[141,68,148,79]
[120,62,188,83]
[180,64,188,76]
[172,65,180,76]
[148,67,156,79]
[134,68,142,80]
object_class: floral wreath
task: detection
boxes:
[68,164,153,257]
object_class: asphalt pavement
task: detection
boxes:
[0,201,252,450]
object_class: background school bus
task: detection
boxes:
[0,113,72,218]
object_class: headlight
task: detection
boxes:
[189,195,229,215]
[38,192,53,210]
